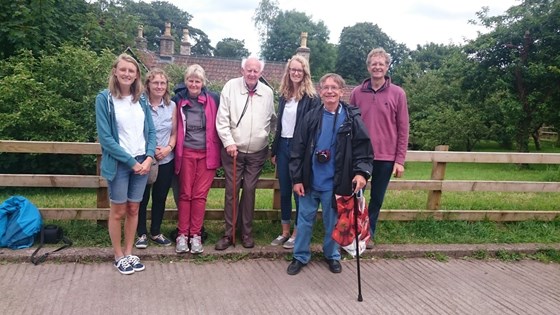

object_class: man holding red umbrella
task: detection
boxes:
[287,73,373,275]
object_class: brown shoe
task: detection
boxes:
[242,235,254,248]
[366,239,374,250]
[215,236,232,250]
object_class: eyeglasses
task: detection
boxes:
[289,68,304,74]
[320,85,340,91]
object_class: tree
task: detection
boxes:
[0,0,126,58]
[261,10,334,78]
[215,38,250,58]
[0,45,115,174]
[466,0,560,152]
[122,0,213,56]
[253,0,280,51]
[401,47,490,151]
[336,22,408,84]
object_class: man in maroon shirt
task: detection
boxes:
[350,47,410,248]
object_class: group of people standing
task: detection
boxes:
[95,47,409,276]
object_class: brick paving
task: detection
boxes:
[1,243,559,314]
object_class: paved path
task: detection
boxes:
[1,243,559,314]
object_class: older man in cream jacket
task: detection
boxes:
[215,55,276,250]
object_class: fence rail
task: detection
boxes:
[1,140,559,222]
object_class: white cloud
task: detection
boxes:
[160,0,519,55]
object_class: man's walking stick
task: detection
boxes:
[232,155,237,246]
[354,190,363,302]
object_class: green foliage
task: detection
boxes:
[466,0,560,152]
[399,46,490,150]
[215,38,250,58]
[0,0,97,58]
[162,63,188,88]
[0,45,115,174]
[0,0,147,59]
[253,0,280,47]
[336,22,408,84]
[261,10,334,76]
[122,0,215,55]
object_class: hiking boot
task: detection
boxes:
[270,235,289,246]
[175,234,189,253]
[215,236,232,250]
[151,234,172,246]
[126,255,145,272]
[190,235,203,254]
[282,236,296,249]
[114,256,134,275]
[135,234,148,249]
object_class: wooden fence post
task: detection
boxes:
[272,166,281,219]
[426,145,449,210]
[96,153,109,227]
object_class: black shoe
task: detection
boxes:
[242,235,255,248]
[325,259,342,273]
[287,259,306,275]
[215,236,232,251]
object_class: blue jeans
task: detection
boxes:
[138,159,174,236]
[293,189,340,264]
[276,137,299,225]
[369,160,394,238]
[108,155,149,204]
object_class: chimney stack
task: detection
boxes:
[159,22,175,57]
[296,32,310,60]
[180,28,191,56]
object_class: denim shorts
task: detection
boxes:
[108,155,149,204]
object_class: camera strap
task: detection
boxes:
[30,225,73,265]
[316,104,341,149]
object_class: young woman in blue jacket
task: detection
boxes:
[95,54,156,275]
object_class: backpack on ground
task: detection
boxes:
[0,196,42,249]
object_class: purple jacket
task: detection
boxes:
[350,77,409,165]
[173,88,222,174]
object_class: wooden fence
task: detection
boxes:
[1,140,559,222]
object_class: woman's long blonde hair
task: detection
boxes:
[144,68,171,105]
[108,54,143,103]
[278,55,317,101]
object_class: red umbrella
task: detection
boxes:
[332,189,370,301]
[332,190,370,257]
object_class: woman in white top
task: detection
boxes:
[95,54,156,275]
[269,55,320,249]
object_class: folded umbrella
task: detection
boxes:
[332,190,370,258]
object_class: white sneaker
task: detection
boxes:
[175,234,189,253]
[190,235,204,254]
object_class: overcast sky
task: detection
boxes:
[160,0,519,56]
